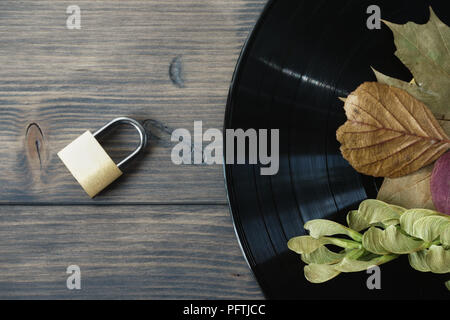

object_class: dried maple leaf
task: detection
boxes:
[336,82,450,178]
[373,8,450,121]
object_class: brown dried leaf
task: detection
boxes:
[337,82,450,178]
[377,165,436,210]
[377,120,450,209]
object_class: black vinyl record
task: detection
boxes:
[224,0,450,299]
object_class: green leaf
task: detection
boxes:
[358,251,382,262]
[333,258,377,273]
[288,236,361,255]
[362,227,390,255]
[333,254,397,273]
[389,205,408,214]
[379,225,424,254]
[287,236,328,255]
[347,210,367,232]
[399,209,439,236]
[304,264,341,284]
[412,215,450,242]
[345,248,367,260]
[441,224,450,247]
[326,238,362,250]
[425,245,450,274]
[379,8,450,120]
[348,200,402,231]
[360,200,403,225]
[382,218,401,227]
[301,246,345,265]
[408,250,431,272]
[445,280,450,291]
[304,219,363,241]
[373,68,448,120]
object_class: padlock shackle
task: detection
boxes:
[93,117,148,170]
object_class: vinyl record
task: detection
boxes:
[224,0,450,299]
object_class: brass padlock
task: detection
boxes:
[58,117,148,198]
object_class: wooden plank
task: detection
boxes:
[0,0,266,203]
[0,205,263,299]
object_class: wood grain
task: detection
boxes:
[0,205,262,299]
[0,0,266,203]
[0,0,267,298]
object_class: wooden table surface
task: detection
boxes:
[0,0,267,299]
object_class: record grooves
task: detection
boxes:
[224,0,450,299]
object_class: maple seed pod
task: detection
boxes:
[288,200,450,289]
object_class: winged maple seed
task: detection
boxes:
[336,82,450,178]
[288,199,450,288]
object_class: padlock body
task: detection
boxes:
[58,131,123,198]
